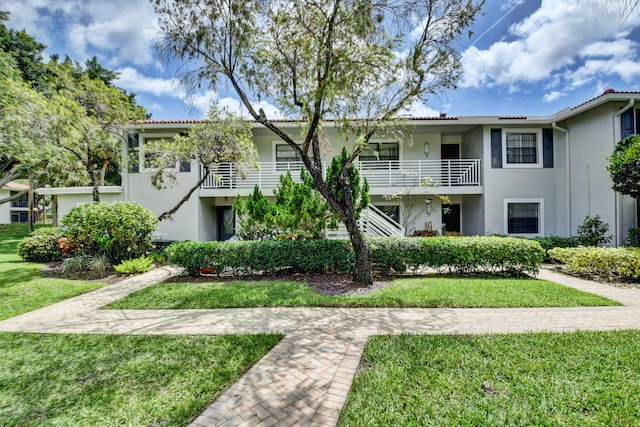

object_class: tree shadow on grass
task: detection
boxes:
[0,266,41,288]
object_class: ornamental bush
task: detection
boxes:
[167,236,543,277]
[60,202,158,264]
[17,227,63,262]
[627,227,640,247]
[549,246,640,281]
[532,236,582,262]
[166,239,354,276]
[370,236,544,276]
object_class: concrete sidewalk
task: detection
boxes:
[2,267,640,426]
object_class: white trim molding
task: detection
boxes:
[503,198,545,237]
[502,128,543,168]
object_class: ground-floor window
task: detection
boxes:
[504,199,544,235]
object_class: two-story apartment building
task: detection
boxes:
[0,182,36,224]
[37,90,640,246]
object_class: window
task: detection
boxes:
[504,199,544,235]
[275,143,308,171]
[10,191,28,208]
[10,211,28,223]
[360,142,399,162]
[275,144,302,163]
[506,133,537,163]
[502,129,543,168]
[141,137,190,172]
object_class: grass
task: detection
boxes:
[0,224,283,425]
[107,276,619,309]
[338,330,640,426]
[0,224,105,321]
[0,332,281,426]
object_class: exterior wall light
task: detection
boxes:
[426,198,432,215]
[424,142,430,157]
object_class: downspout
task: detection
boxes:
[552,121,570,237]
[613,99,635,246]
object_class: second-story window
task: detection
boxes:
[275,144,302,163]
[141,137,190,172]
[506,132,537,164]
[501,129,543,168]
[360,142,399,162]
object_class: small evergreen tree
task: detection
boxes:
[576,215,612,247]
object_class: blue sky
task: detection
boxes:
[1,0,639,119]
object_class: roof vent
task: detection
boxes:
[603,88,616,94]
[439,112,447,118]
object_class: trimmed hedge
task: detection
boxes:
[166,239,354,276]
[17,227,63,262]
[370,236,544,276]
[548,246,640,281]
[167,236,544,277]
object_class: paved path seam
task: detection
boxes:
[2,267,640,426]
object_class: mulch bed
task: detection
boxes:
[168,271,393,296]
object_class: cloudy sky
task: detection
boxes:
[1,0,639,119]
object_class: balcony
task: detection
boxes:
[200,159,482,195]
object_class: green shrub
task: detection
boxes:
[167,236,543,277]
[17,227,63,262]
[532,236,582,262]
[60,255,113,280]
[576,215,612,247]
[166,239,354,276]
[548,246,640,281]
[114,256,154,274]
[627,227,640,247]
[60,202,158,264]
[370,236,544,276]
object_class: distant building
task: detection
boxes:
[37,90,640,245]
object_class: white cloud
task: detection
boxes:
[460,0,640,91]
[115,67,180,98]
[397,100,442,118]
[543,91,565,103]
[1,0,158,66]
[217,97,284,120]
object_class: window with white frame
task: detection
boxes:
[275,144,302,163]
[504,199,544,235]
[502,129,542,167]
[360,141,399,162]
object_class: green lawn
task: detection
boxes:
[339,330,640,426]
[0,332,281,426]
[107,276,618,309]
[0,224,106,321]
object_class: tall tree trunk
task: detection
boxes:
[86,146,100,202]
[99,157,109,186]
[28,171,34,234]
[52,195,58,226]
[344,214,373,285]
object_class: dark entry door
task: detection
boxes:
[217,207,235,241]
[441,144,460,185]
[442,204,461,233]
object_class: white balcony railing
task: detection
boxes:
[201,159,481,190]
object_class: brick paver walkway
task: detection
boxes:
[2,266,640,426]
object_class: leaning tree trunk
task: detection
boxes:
[158,168,211,221]
[343,210,373,286]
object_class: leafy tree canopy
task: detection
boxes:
[607,134,640,199]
